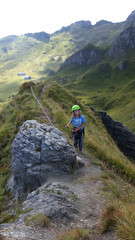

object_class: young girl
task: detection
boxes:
[66,105,86,151]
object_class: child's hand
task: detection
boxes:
[66,124,69,128]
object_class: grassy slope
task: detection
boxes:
[0,81,135,239]
[0,20,125,106]
[1,32,134,133]
[55,54,135,132]
[1,81,135,189]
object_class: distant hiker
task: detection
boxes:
[66,105,86,151]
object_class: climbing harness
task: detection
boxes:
[68,127,85,140]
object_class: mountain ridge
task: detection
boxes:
[0,81,135,239]
[0,10,135,132]
[1,11,135,240]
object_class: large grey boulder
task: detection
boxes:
[8,120,79,198]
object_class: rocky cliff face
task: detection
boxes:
[99,111,135,162]
[8,120,80,198]
[61,44,104,67]
[90,107,135,162]
[108,27,135,58]
[125,10,135,27]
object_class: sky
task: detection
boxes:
[0,0,135,39]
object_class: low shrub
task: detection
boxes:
[19,81,34,92]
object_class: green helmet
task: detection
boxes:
[72,105,80,112]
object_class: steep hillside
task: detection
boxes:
[0,12,130,107]
[1,81,135,194]
[0,11,135,125]
[55,21,135,132]
[0,81,135,239]
[56,60,135,132]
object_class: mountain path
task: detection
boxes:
[0,152,118,240]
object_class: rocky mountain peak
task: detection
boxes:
[126,10,135,26]
[25,31,50,42]
[95,20,112,26]
[73,20,92,28]
[53,20,92,35]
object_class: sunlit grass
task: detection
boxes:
[1,81,135,239]
[101,171,135,239]
[39,81,135,186]
[25,213,50,228]
[58,227,90,240]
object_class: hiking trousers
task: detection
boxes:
[74,129,83,151]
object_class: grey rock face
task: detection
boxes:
[99,111,135,162]
[108,27,135,58]
[90,107,135,162]
[61,44,104,67]
[8,120,78,198]
[125,10,135,27]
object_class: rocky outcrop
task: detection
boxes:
[95,20,113,26]
[22,183,78,224]
[0,183,79,238]
[0,154,106,240]
[25,32,50,43]
[1,47,8,53]
[90,107,135,162]
[8,120,81,198]
[108,27,135,58]
[125,10,135,27]
[99,111,135,162]
[61,44,104,67]
[53,20,92,35]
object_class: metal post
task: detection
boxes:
[36,98,38,118]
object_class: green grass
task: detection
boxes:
[0,82,43,211]
[0,19,126,104]
[101,169,135,240]
[0,23,135,135]
[1,81,135,239]
[25,213,50,227]
[39,82,135,186]
[56,57,135,132]
[58,227,90,240]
